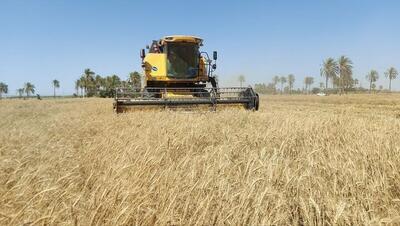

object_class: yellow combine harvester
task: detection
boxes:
[114,35,259,112]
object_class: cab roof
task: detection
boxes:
[161,35,203,45]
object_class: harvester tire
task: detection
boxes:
[254,93,259,111]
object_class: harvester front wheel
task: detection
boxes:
[254,93,259,111]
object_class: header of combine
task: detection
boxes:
[113,35,259,112]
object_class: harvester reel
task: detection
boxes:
[114,87,259,112]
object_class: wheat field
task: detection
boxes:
[1,94,400,225]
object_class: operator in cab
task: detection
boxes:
[167,49,188,78]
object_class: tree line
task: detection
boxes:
[0,82,36,99]
[74,69,141,98]
[0,69,142,99]
[253,56,398,94]
[1,60,399,98]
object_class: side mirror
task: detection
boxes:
[213,51,217,60]
[140,49,146,59]
[212,64,217,70]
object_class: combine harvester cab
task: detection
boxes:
[114,35,259,113]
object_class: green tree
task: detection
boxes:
[129,71,141,90]
[366,70,379,93]
[338,56,353,94]
[0,82,8,99]
[94,75,105,96]
[238,75,245,87]
[52,79,60,98]
[304,77,314,94]
[287,74,295,94]
[321,57,338,90]
[103,75,121,97]
[332,76,340,89]
[384,67,398,92]
[254,83,267,94]
[279,76,287,94]
[254,83,277,94]
[95,75,104,88]
[82,68,95,97]
[121,80,128,88]
[24,82,35,97]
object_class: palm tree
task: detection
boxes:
[52,79,60,98]
[24,82,35,97]
[320,57,338,91]
[384,67,398,92]
[304,77,314,94]
[238,75,245,87]
[82,68,95,97]
[279,76,287,94]
[366,70,379,93]
[110,75,121,88]
[287,74,295,94]
[337,56,353,94]
[0,82,8,99]
[17,88,24,98]
[104,75,122,97]
[95,75,104,93]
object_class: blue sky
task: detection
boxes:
[1,0,400,95]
